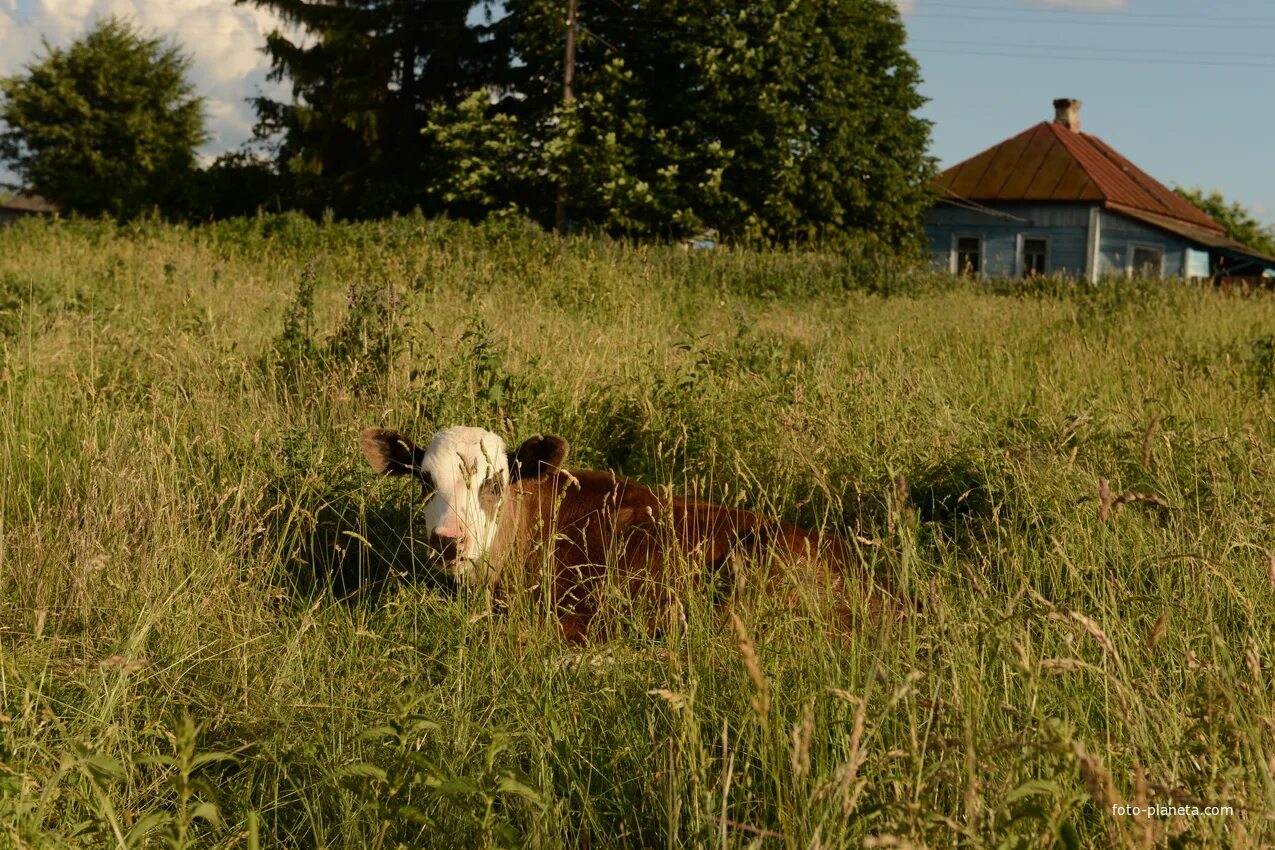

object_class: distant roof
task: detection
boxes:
[934,121,1222,233]
[1,192,59,214]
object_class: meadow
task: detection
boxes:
[1,213,1272,848]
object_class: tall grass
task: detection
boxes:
[1,213,1272,848]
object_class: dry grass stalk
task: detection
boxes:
[1070,611,1120,664]
[718,724,735,850]
[863,836,926,849]
[1073,741,1121,811]
[1146,611,1167,648]
[1141,415,1161,469]
[1246,639,1262,683]
[1098,477,1170,523]
[730,613,769,724]
[646,689,690,711]
[823,687,869,816]
[790,700,814,779]
[1266,548,1275,592]
[1111,491,1169,512]
[1133,762,1153,850]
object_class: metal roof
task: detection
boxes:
[1109,204,1275,266]
[935,121,1223,233]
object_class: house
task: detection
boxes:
[0,192,59,228]
[924,99,1275,282]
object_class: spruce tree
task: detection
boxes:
[237,0,494,217]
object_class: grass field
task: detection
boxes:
[1,213,1273,848]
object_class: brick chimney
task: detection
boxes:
[1053,98,1081,132]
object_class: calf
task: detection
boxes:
[360,425,881,641]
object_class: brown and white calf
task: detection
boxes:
[360,425,882,641]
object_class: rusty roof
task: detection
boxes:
[1109,204,1275,265]
[935,121,1223,233]
[1,192,59,214]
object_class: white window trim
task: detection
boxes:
[1017,234,1050,278]
[1126,241,1165,279]
[951,232,984,277]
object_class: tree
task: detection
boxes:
[492,0,935,246]
[236,0,497,218]
[0,17,207,218]
[1175,186,1275,258]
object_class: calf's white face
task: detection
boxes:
[360,425,570,584]
[418,426,510,570]
[361,425,510,583]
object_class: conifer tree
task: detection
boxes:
[237,0,494,216]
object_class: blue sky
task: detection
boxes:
[2,0,1273,227]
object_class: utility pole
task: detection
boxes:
[554,0,577,235]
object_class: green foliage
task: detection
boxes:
[236,0,932,246]
[0,17,207,218]
[421,90,531,219]
[492,0,936,246]
[1,217,1270,848]
[181,152,286,221]
[1175,186,1275,258]
[235,0,495,218]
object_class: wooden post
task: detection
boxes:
[554,0,578,235]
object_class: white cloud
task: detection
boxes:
[1021,0,1128,9]
[1,0,292,160]
[893,0,916,14]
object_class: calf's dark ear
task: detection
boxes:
[509,434,569,481]
[360,428,424,476]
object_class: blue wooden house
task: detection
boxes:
[924,99,1275,282]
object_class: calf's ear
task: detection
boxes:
[509,434,569,481]
[360,428,424,476]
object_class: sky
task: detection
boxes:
[1,0,1273,226]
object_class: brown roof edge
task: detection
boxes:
[1107,203,1275,266]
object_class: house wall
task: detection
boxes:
[924,202,1093,278]
[1094,209,1192,278]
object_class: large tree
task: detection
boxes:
[0,17,207,218]
[237,0,496,217]
[487,0,935,246]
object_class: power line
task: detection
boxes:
[914,0,1275,25]
[910,38,1275,61]
[905,10,1275,30]
[913,44,1275,69]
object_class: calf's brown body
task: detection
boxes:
[362,428,875,642]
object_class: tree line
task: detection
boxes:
[0,1,940,247]
[5,6,1273,253]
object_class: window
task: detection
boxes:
[1021,237,1048,277]
[1129,244,1164,278]
[955,236,982,277]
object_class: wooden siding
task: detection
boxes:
[1095,209,1190,278]
[924,203,1092,277]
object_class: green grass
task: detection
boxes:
[1,212,1273,848]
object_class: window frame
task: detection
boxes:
[1127,242,1166,279]
[1018,234,1050,278]
[951,233,984,278]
